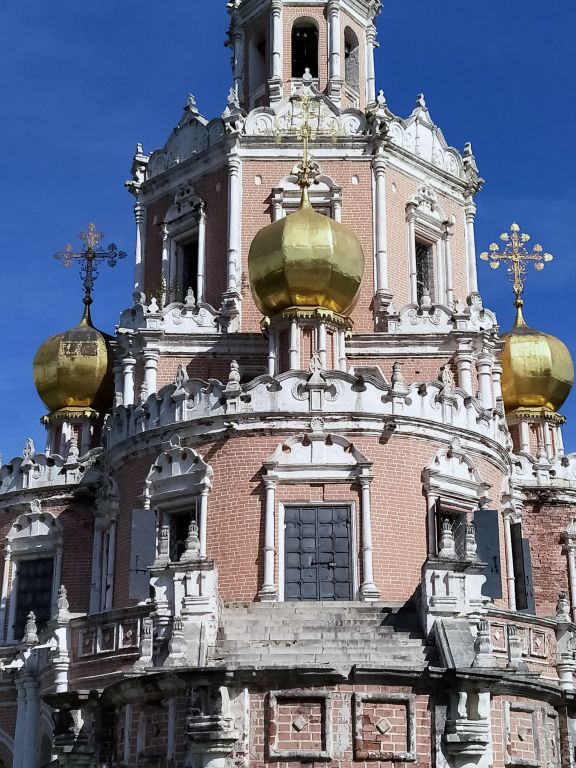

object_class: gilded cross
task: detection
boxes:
[292,89,322,189]
[54,223,127,306]
[480,222,553,305]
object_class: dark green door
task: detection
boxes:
[284,505,353,600]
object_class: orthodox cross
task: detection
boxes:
[480,222,553,307]
[54,223,127,306]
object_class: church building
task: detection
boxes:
[1,1,576,767]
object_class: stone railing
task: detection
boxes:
[104,368,508,453]
[70,605,151,662]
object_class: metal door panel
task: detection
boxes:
[284,505,352,601]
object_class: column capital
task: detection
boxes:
[327,0,341,15]
[229,156,242,175]
[161,223,169,242]
[372,155,388,174]
[122,356,137,368]
[271,0,283,13]
[264,474,278,490]
[134,201,145,223]
[358,474,374,489]
[143,349,160,364]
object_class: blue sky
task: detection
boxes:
[1,1,575,461]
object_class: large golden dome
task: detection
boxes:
[33,305,114,414]
[248,189,364,317]
[501,304,574,414]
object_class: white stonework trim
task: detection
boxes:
[503,511,517,612]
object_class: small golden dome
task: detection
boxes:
[501,304,574,414]
[248,189,365,317]
[33,305,114,414]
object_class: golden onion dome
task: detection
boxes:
[248,188,365,317]
[501,303,574,414]
[33,304,114,414]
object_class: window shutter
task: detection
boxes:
[510,523,536,613]
[473,509,502,599]
[129,509,157,601]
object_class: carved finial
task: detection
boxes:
[179,520,201,563]
[174,364,188,389]
[55,585,70,623]
[391,362,404,387]
[184,287,196,308]
[418,287,432,310]
[415,93,427,109]
[439,364,455,393]
[465,523,478,560]
[472,620,494,667]
[302,67,313,85]
[23,611,38,645]
[185,93,198,113]
[228,360,241,385]
[376,89,386,107]
[66,437,79,463]
[22,438,35,462]
[480,223,553,312]
[169,434,182,449]
[136,142,144,155]
[438,518,456,559]
[557,591,571,622]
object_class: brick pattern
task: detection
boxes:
[355,698,411,760]
[522,502,574,618]
[282,6,329,89]
[491,696,561,768]
[275,699,325,753]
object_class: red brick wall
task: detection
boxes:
[522,502,574,617]
[144,197,171,296]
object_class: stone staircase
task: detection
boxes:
[212,601,436,669]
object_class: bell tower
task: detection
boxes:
[227,0,381,110]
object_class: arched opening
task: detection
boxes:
[291,21,319,79]
[248,31,267,106]
[344,27,360,93]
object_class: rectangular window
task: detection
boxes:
[511,523,535,613]
[169,512,193,562]
[415,240,434,304]
[178,237,199,303]
[473,509,503,599]
[14,557,54,640]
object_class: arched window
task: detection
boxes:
[291,21,318,78]
[344,27,360,93]
[249,32,267,106]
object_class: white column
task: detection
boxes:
[272,197,283,222]
[259,476,278,600]
[542,422,553,459]
[464,201,478,294]
[7,565,18,642]
[161,224,170,302]
[196,202,207,303]
[114,363,124,408]
[270,0,283,87]
[122,357,136,407]
[443,223,454,307]
[365,25,377,105]
[373,157,390,298]
[317,322,327,368]
[199,486,209,559]
[519,421,530,453]
[233,28,245,102]
[13,683,26,768]
[143,350,159,397]
[492,359,503,403]
[0,547,11,640]
[406,206,417,303]
[89,528,104,614]
[99,530,109,612]
[426,495,437,557]
[268,333,277,376]
[136,709,146,759]
[227,157,242,295]
[22,680,40,768]
[134,200,146,295]
[455,345,473,395]
[503,513,516,611]
[289,319,299,370]
[567,546,576,623]
[338,330,347,372]
[80,421,92,456]
[59,421,70,457]
[105,521,116,612]
[557,425,565,457]
[328,0,341,99]
[359,476,379,600]
[476,352,493,409]
[332,190,342,223]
